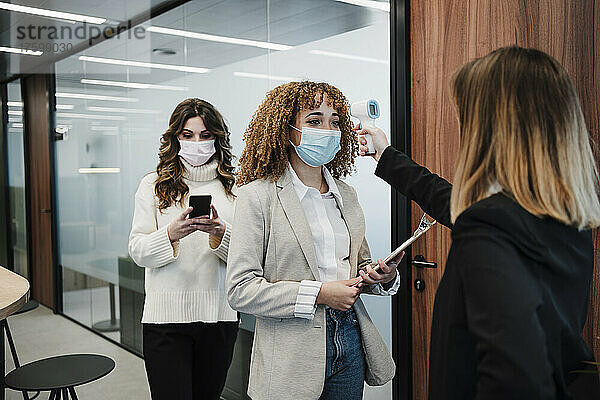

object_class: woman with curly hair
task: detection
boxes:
[227,81,401,399]
[128,98,238,400]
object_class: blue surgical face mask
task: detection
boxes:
[289,125,341,167]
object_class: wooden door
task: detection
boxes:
[22,74,56,309]
[408,1,600,399]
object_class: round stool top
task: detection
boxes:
[4,354,115,391]
[12,299,39,316]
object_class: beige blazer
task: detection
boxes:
[226,168,395,400]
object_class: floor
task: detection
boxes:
[62,286,121,344]
[3,305,151,400]
[3,300,392,400]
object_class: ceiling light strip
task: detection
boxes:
[55,92,139,102]
[334,0,390,12]
[0,46,42,56]
[233,72,301,82]
[309,50,388,64]
[78,168,120,174]
[147,26,292,51]
[0,2,106,24]
[87,106,158,114]
[79,55,210,74]
[81,78,188,91]
[56,112,127,121]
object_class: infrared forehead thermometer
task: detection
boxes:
[351,99,380,156]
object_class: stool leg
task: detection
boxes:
[48,389,57,400]
[1,320,4,400]
[61,388,68,399]
[4,320,21,367]
[67,388,78,400]
[5,321,31,400]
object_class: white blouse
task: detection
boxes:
[287,165,400,320]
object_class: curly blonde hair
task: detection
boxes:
[237,81,357,186]
[155,98,236,211]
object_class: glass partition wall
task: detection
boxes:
[6,80,29,279]
[54,1,391,398]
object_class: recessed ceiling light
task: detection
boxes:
[0,46,43,56]
[81,78,188,91]
[56,104,74,110]
[334,0,389,12]
[147,26,293,51]
[8,110,22,116]
[7,101,23,107]
[0,2,106,24]
[79,55,210,74]
[55,92,139,103]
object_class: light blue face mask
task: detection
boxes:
[289,125,341,167]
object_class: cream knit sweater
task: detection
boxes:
[128,158,237,323]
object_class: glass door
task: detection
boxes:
[6,80,29,279]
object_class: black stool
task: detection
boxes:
[3,300,40,400]
[4,354,115,399]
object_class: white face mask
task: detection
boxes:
[178,139,216,166]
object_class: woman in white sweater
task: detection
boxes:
[128,98,237,400]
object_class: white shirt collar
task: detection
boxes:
[287,163,344,207]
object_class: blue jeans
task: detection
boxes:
[319,307,365,400]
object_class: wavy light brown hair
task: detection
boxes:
[155,98,235,211]
[237,81,357,186]
[449,46,600,229]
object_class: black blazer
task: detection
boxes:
[375,145,600,399]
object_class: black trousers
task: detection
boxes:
[142,321,238,400]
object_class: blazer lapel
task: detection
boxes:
[276,170,321,281]
[335,181,364,276]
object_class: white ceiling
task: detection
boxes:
[2,0,388,88]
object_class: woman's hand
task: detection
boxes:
[189,204,226,238]
[355,125,390,161]
[358,251,404,285]
[167,207,196,242]
[316,278,362,311]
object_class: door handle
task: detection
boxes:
[40,208,51,213]
[411,254,437,269]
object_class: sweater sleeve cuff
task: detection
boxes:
[294,280,322,320]
[211,221,231,262]
[370,272,401,295]
[147,225,179,266]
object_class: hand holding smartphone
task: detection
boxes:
[189,195,212,218]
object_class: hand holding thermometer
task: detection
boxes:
[353,214,437,287]
[351,99,380,155]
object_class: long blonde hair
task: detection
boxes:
[449,46,600,230]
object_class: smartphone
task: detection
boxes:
[189,195,212,219]
[354,215,436,286]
